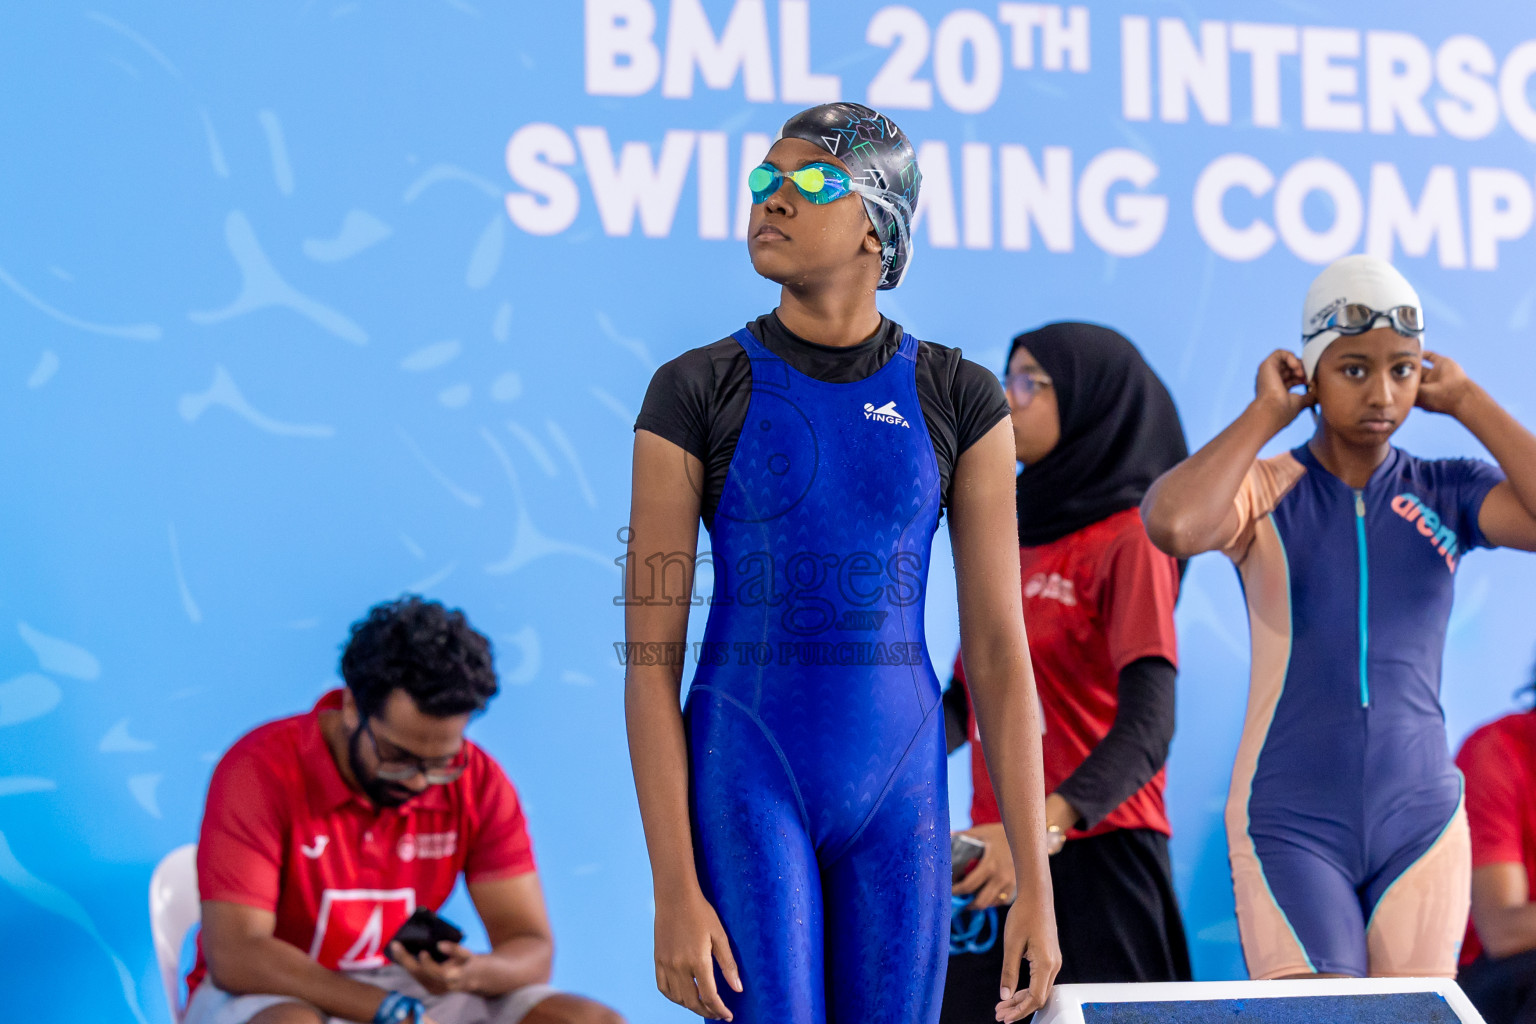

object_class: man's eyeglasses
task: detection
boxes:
[1002,372,1052,405]
[362,720,466,785]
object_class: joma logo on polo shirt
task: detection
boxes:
[398,831,458,862]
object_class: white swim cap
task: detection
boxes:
[1300,254,1424,380]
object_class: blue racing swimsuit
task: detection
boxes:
[685,326,950,1023]
[1223,443,1504,979]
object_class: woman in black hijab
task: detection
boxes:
[942,323,1192,1022]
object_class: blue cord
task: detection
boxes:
[949,894,1000,955]
[374,991,425,1024]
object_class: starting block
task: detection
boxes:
[1036,977,1486,1023]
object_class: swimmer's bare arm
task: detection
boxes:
[949,419,1061,1021]
[624,429,741,1021]
[1418,353,1536,552]
[1142,350,1314,558]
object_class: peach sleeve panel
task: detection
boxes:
[1223,453,1306,564]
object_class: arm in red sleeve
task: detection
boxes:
[196,736,288,911]
[464,753,536,882]
[1053,657,1176,830]
[196,739,398,1021]
[1460,724,1526,869]
[1460,720,1536,958]
[1053,526,1179,830]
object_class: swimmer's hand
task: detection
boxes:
[1416,351,1475,417]
[952,823,1015,910]
[1254,349,1315,426]
[995,897,1061,1022]
[653,886,742,1021]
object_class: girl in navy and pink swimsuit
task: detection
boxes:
[1146,253,1536,980]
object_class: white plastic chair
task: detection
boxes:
[149,843,200,1022]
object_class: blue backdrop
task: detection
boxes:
[6,2,1536,1020]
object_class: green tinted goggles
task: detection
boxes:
[748,162,853,205]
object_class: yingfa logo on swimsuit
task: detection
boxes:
[1391,492,1461,572]
[863,401,910,427]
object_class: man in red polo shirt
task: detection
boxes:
[1456,702,1536,1024]
[184,596,624,1024]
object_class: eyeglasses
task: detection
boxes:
[1002,372,1052,405]
[362,720,466,785]
[1303,303,1424,342]
[748,162,855,205]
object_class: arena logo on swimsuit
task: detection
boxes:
[1391,492,1461,572]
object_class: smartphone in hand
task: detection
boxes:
[951,832,986,883]
[391,907,465,963]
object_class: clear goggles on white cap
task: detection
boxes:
[1303,303,1424,342]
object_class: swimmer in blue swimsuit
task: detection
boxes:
[1144,255,1536,979]
[624,103,1060,1023]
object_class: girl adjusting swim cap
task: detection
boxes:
[1300,254,1425,380]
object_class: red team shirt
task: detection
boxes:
[1456,710,1536,965]
[960,508,1179,839]
[188,691,536,994]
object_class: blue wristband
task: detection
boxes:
[374,991,425,1024]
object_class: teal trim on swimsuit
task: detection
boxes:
[1355,489,1369,709]
[1364,771,1465,936]
[1248,518,1318,975]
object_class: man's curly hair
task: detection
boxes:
[340,596,498,720]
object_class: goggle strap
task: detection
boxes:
[850,184,914,287]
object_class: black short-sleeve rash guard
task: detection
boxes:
[635,312,1011,530]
